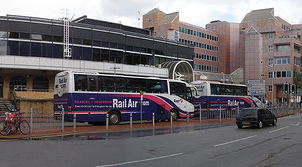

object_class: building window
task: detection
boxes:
[275,57,290,64]
[20,42,30,56]
[268,45,273,52]
[31,42,42,57]
[9,76,27,91]
[277,45,290,52]
[294,45,300,53]
[268,85,272,92]
[287,71,292,77]
[268,58,273,65]
[33,77,49,92]
[271,71,292,78]
[268,33,273,39]
[294,58,300,65]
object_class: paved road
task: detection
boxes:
[0,114,301,167]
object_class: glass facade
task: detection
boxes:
[0,16,194,67]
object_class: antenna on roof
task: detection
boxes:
[60,9,71,59]
[138,11,141,28]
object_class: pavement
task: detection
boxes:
[0,118,236,140]
[2,109,300,140]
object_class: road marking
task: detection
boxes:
[289,122,300,126]
[269,126,290,133]
[214,135,257,147]
[96,153,183,167]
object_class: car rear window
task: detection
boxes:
[239,109,257,117]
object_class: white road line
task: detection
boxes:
[290,122,300,126]
[214,135,257,147]
[269,126,290,133]
[96,153,183,167]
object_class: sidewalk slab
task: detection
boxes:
[0,118,236,140]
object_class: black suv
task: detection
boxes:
[236,107,277,129]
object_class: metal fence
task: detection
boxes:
[193,104,301,121]
[1,105,299,135]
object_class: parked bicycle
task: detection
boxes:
[0,104,30,136]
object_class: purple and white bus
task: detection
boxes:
[54,71,194,125]
[191,81,262,116]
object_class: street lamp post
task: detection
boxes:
[269,61,274,107]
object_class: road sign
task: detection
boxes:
[248,80,266,96]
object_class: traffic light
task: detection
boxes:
[291,84,296,94]
[283,83,289,94]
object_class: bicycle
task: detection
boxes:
[0,104,30,136]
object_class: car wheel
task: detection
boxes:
[272,118,277,126]
[237,124,243,129]
[258,121,263,129]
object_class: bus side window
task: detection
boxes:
[149,80,162,93]
[102,76,115,92]
[75,74,88,91]
[98,76,103,92]
[88,76,97,91]
[126,78,147,93]
[169,82,186,99]
[115,77,126,92]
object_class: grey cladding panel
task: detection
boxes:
[8,21,30,32]
[166,44,177,52]
[0,20,7,31]
[140,39,153,48]
[154,41,166,50]
[52,25,63,36]
[92,31,124,43]
[107,33,124,43]
[125,36,141,46]
[92,31,110,41]
[71,28,91,39]
[31,23,52,34]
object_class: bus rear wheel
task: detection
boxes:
[109,111,121,125]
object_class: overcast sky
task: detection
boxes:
[1,0,302,28]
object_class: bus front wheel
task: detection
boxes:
[109,111,121,125]
[170,110,179,121]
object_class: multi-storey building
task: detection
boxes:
[0,14,194,114]
[143,8,222,82]
[144,8,302,106]
[240,8,301,105]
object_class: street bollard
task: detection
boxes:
[61,106,64,132]
[30,108,33,134]
[199,104,202,124]
[187,111,189,124]
[73,113,76,131]
[170,114,173,126]
[219,106,222,123]
[130,113,133,129]
[152,113,155,127]
[106,113,109,130]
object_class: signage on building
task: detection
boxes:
[248,80,265,96]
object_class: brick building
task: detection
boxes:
[143,8,302,106]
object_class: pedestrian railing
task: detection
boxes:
[8,106,300,135]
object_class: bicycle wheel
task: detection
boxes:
[0,120,11,136]
[19,120,30,135]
